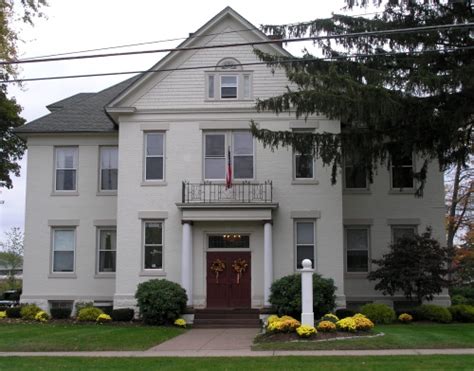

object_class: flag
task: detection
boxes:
[225,146,232,189]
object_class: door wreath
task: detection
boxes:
[232,258,248,284]
[210,259,225,283]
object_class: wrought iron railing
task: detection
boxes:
[182,181,273,203]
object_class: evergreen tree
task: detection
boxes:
[0,0,47,189]
[251,0,473,195]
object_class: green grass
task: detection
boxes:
[0,356,473,370]
[0,323,185,351]
[253,323,474,350]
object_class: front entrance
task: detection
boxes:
[206,251,251,308]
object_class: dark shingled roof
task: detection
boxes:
[16,76,140,134]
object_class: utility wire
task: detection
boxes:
[2,45,472,84]
[2,22,472,66]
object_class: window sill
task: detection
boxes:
[291,179,319,185]
[94,273,116,279]
[96,191,117,196]
[343,189,371,195]
[51,192,79,196]
[141,181,167,187]
[389,189,416,195]
[48,273,77,279]
[139,270,167,277]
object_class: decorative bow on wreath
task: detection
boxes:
[210,259,225,283]
[232,258,248,284]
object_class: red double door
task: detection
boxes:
[206,251,251,308]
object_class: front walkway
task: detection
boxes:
[1,328,474,357]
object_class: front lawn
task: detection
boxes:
[1,356,474,370]
[253,323,474,351]
[0,323,185,351]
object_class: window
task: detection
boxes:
[344,152,368,189]
[55,147,78,191]
[52,228,75,273]
[144,133,164,181]
[49,301,73,310]
[233,132,254,179]
[391,151,414,189]
[97,228,116,273]
[204,131,254,180]
[243,74,251,99]
[99,147,118,191]
[345,227,369,272]
[295,221,315,269]
[204,133,226,180]
[144,221,163,270]
[208,75,215,98]
[220,75,238,99]
[208,234,250,249]
[294,153,314,179]
[392,226,417,243]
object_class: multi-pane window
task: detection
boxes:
[344,152,368,189]
[52,228,75,273]
[145,133,164,181]
[220,75,238,99]
[100,147,118,191]
[204,133,226,180]
[208,234,250,249]
[392,226,417,243]
[295,221,315,269]
[391,152,414,189]
[98,228,116,273]
[55,147,78,191]
[144,221,163,270]
[346,227,369,272]
[294,153,314,179]
[233,132,254,179]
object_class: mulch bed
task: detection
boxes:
[256,330,377,343]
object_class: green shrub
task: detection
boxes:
[360,303,396,324]
[111,308,135,322]
[50,308,72,319]
[269,274,336,319]
[335,308,356,319]
[77,306,103,322]
[449,305,474,323]
[20,304,42,320]
[6,306,22,318]
[451,295,470,305]
[135,279,187,325]
[450,286,474,301]
[414,304,452,323]
[0,306,9,312]
[75,301,94,313]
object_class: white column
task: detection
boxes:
[263,221,273,307]
[181,221,193,306]
[301,258,314,327]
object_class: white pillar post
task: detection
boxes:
[301,258,314,327]
[263,221,273,307]
[181,221,193,307]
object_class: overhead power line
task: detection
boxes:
[1,22,472,66]
[2,45,472,84]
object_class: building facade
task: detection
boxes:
[17,7,449,315]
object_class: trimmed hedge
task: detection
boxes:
[269,273,336,319]
[360,303,396,324]
[77,306,104,322]
[50,308,72,319]
[20,304,42,320]
[111,308,135,322]
[335,309,356,319]
[414,304,452,323]
[6,306,22,318]
[449,304,474,323]
[135,279,187,325]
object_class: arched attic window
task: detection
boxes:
[205,57,252,100]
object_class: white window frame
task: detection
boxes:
[391,225,417,243]
[343,152,369,190]
[204,132,227,181]
[51,227,76,274]
[54,146,78,192]
[292,130,315,181]
[390,152,415,190]
[220,74,238,100]
[345,226,370,273]
[142,220,164,271]
[96,227,117,274]
[205,58,253,101]
[99,146,118,192]
[232,131,255,181]
[294,220,316,270]
[144,132,165,182]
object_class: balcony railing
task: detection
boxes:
[182,181,273,204]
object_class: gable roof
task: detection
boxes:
[15,76,140,134]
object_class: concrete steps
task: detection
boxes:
[193,309,261,328]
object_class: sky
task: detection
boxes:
[0,0,358,238]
